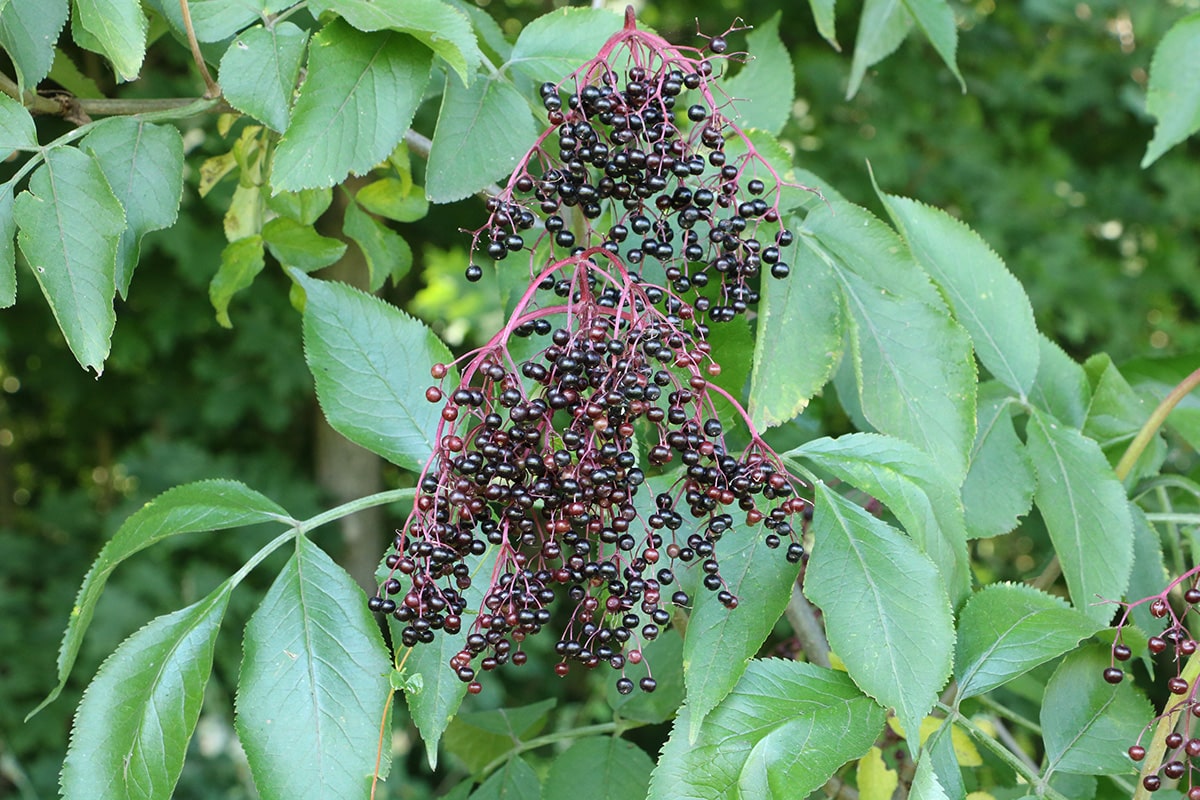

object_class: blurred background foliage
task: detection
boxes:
[2,0,1198,797]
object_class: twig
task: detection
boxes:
[179,0,221,98]
[784,579,831,668]
[0,71,229,119]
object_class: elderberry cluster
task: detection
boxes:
[370,10,810,696]
[1108,572,1200,796]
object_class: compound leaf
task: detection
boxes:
[219,22,308,132]
[237,536,391,800]
[61,582,231,800]
[272,20,431,191]
[14,146,124,374]
[1142,12,1200,167]
[444,699,556,776]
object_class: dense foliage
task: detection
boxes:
[3,1,1200,800]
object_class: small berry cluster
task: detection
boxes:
[370,9,810,696]
[1108,569,1200,796]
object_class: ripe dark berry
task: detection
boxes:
[1152,598,1170,618]
[770,262,790,279]
[1169,676,1190,694]
[1168,732,1185,749]
[465,264,484,282]
[1102,667,1124,684]
[1186,587,1200,604]
[616,677,634,695]
[708,36,727,54]
[1187,738,1200,757]
[1113,643,1132,661]
[1189,787,1200,800]
[1129,745,1147,761]
[1143,775,1161,792]
[1165,761,1186,780]
[640,677,657,692]
[1150,636,1168,654]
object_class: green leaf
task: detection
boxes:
[237,536,392,800]
[82,118,185,297]
[309,0,482,85]
[448,0,511,63]
[0,190,14,307]
[14,146,124,374]
[0,93,37,158]
[49,47,104,98]
[0,0,68,90]
[1041,646,1152,777]
[73,0,148,81]
[748,215,843,430]
[209,235,265,328]
[1126,506,1168,638]
[444,699,556,776]
[874,188,1039,397]
[296,271,453,471]
[543,738,654,800]
[908,752,950,800]
[343,199,414,291]
[1142,12,1200,167]
[263,217,346,271]
[1082,354,1165,482]
[954,583,1102,700]
[833,266,977,484]
[356,177,430,222]
[469,755,540,800]
[1123,356,1200,452]
[219,22,308,132]
[846,0,912,99]
[1029,334,1090,428]
[808,0,839,49]
[267,187,333,225]
[722,13,794,136]
[804,482,954,739]
[684,524,803,739]
[272,20,432,191]
[61,582,232,800]
[426,73,538,204]
[1026,408,1134,623]
[961,387,1035,539]
[399,544,500,769]
[506,7,622,87]
[605,629,685,725]
[29,480,287,719]
[786,433,969,605]
[153,0,293,43]
[900,0,962,91]
[648,660,885,800]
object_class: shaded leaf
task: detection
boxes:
[209,235,265,328]
[29,480,287,718]
[73,0,148,81]
[14,146,124,374]
[722,13,794,136]
[272,21,432,191]
[219,22,308,132]
[805,482,954,739]
[1125,505,1168,639]
[847,0,912,99]
[961,387,1035,539]
[267,187,333,226]
[605,629,685,725]
[1029,334,1090,428]
[237,536,391,800]
[648,660,885,800]
[908,752,950,800]
[444,699,555,776]
[543,738,653,800]
[262,217,346,271]
[1082,354,1166,482]
[0,190,14,307]
[900,0,962,91]
[954,583,1101,700]
[426,73,537,204]
[0,0,68,89]
[506,7,621,87]
[343,199,414,291]
[82,118,185,296]
[1142,12,1200,167]
[61,582,231,799]
[153,0,293,43]
[356,177,429,222]
[1041,646,1152,777]
[1026,408,1134,623]
[0,93,37,158]
[808,0,839,49]
[469,755,540,800]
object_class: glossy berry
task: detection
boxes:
[1165,761,1186,780]
[1144,775,1162,792]
[1169,676,1190,695]
[1102,667,1124,684]
[1129,745,1147,761]
[640,677,658,693]
[1113,643,1132,661]
[1152,598,1170,618]
[1168,732,1185,749]
[1187,587,1200,604]
[616,677,635,695]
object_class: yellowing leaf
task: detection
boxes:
[856,747,898,800]
[887,715,981,766]
[828,651,847,671]
[966,793,997,800]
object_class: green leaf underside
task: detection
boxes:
[469,755,540,800]
[155,0,293,43]
[1041,647,1153,777]
[505,7,622,87]
[0,92,37,156]
[876,189,1039,397]
[298,272,452,469]
[0,191,15,307]
[444,698,556,776]
[210,235,266,328]
[648,660,885,800]
[1142,12,1200,167]
[0,0,68,89]
[961,389,1035,539]
[308,0,482,84]
[14,146,124,374]
[426,73,538,203]
[219,22,308,132]
[31,480,287,719]
[268,187,333,226]
[807,0,838,48]
[788,433,969,605]
[847,0,912,99]
[954,583,1102,700]
[722,13,794,137]
[748,210,843,430]
[236,536,391,800]
[1026,408,1134,623]
[343,199,414,291]
[899,0,963,91]
[73,0,148,80]
[684,525,802,740]
[1083,354,1165,481]
[543,738,654,800]
[61,583,232,800]
[263,217,347,271]
[82,118,185,296]
[272,20,432,191]
[804,482,954,739]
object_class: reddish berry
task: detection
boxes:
[1168,732,1185,749]
[1129,745,1147,761]
[1113,643,1132,661]
[1170,676,1191,695]
[425,386,443,402]
[1165,761,1186,780]
[1152,598,1170,618]
[1186,587,1200,604]
[431,363,448,379]
[1143,775,1162,792]
[1103,667,1124,684]
[1150,636,1169,654]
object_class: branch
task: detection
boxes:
[179,0,221,98]
[0,71,230,121]
[784,579,832,668]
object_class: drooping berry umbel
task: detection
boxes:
[370,7,812,694]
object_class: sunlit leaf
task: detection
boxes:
[1142,12,1200,167]
[219,22,308,132]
